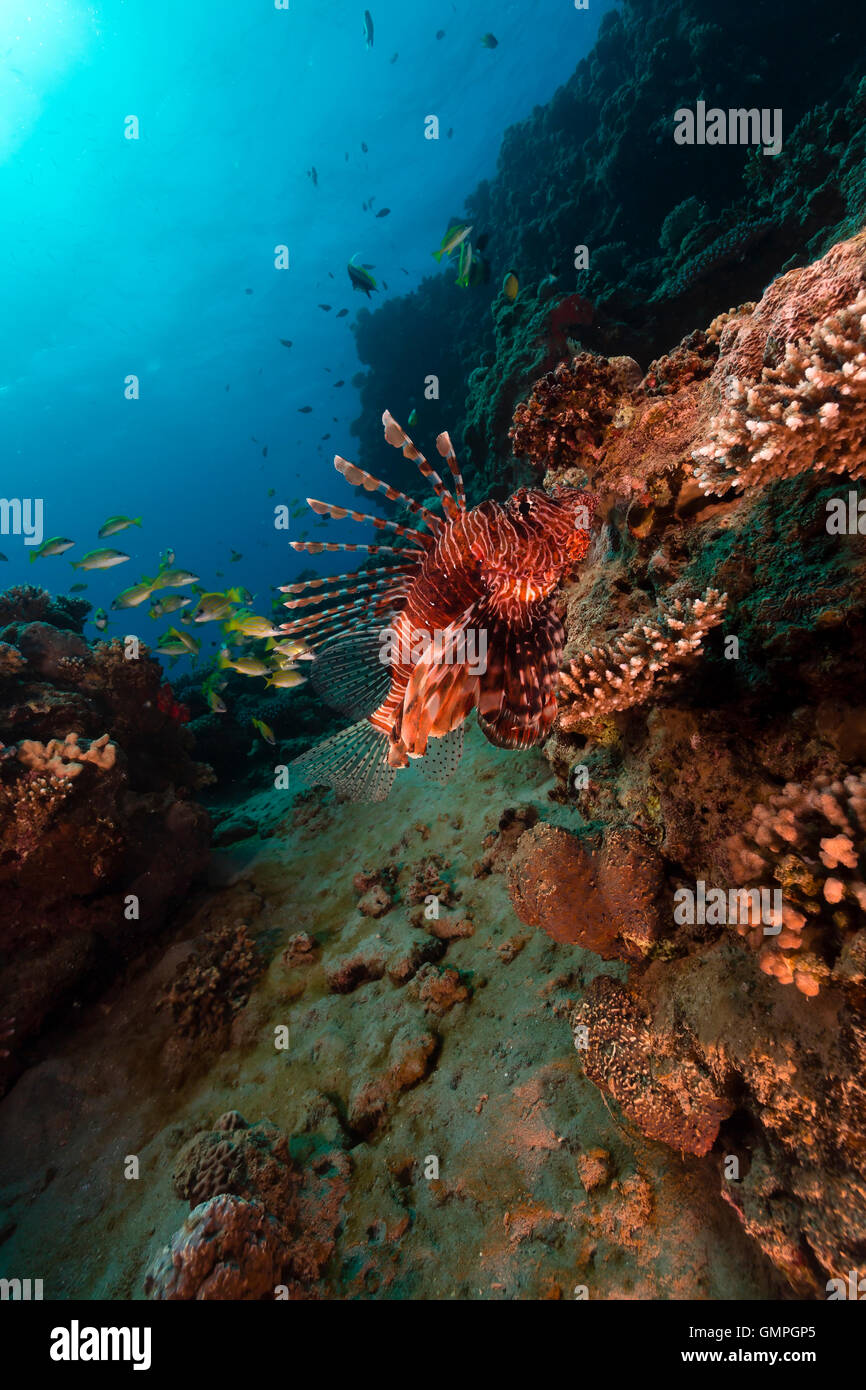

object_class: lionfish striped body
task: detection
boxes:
[285,411,595,800]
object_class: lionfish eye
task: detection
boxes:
[518,496,533,518]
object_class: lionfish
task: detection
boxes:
[284,411,595,801]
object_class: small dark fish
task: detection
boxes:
[361,141,368,153]
[324,367,332,372]
[262,446,268,457]
[335,380,345,387]
[322,433,331,440]
[298,406,313,413]
[376,207,390,218]
[319,303,332,311]
[362,200,368,211]
[436,30,445,39]
[308,166,318,186]
[390,52,398,64]
[279,338,292,348]
[268,488,275,498]
[447,128,453,139]
[225,384,230,391]
[328,271,335,278]
[245,287,253,294]
[401,267,409,274]
[345,151,349,161]
[363,9,374,48]
[336,308,348,318]
[382,280,388,290]
[481,33,498,49]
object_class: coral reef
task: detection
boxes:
[0,587,212,1093]
[507,823,662,961]
[558,588,727,727]
[693,291,866,494]
[147,1108,351,1299]
[350,0,866,499]
[726,772,866,995]
[160,923,263,1041]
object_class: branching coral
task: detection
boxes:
[726,772,866,995]
[693,291,866,494]
[557,588,726,728]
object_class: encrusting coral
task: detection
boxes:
[693,291,866,494]
[557,588,727,728]
[726,772,866,996]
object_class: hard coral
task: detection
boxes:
[727,771,866,995]
[144,1194,286,1301]
[571,975,732,1157]
[16,731,117,778]
[160,923,263,1040]
[694,291,866,494]
[557,588,727,728]
[509,352,627,473]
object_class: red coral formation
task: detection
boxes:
[507,822,662,961]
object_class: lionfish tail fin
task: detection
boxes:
[291,719,396,802]
[382,410,460,520]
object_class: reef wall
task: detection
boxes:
[351,0,866,502]
[0,587,213,1093]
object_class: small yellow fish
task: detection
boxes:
[503,271,519,302]
[207,688,227,713]
[219,653,269,677]
[112,580,154,609]
[166,625,200,655]
[70,548,130,571]
[99,515,142,539]
[266,668,307,689]
[193,592,235,624]
[227,614,282,639]
[251,717,276,745]
[30,536,74,563]
[152,567,199,589]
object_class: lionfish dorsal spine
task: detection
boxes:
[382,410,461,520]
[305,497,430,546]
[435,431,466,511]
[334,455,442,532]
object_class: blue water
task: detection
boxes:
[0,0,612,664]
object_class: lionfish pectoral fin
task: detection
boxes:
[415,723,465,787]
[475,610,565,750]
[290,719,396,802]
[401,655,480,756]
[310,622,395,718]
